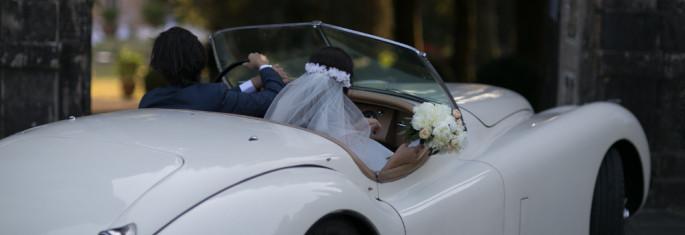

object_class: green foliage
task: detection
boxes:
[102,7,119,24]
[142,0,166,27]
[116,47,144,82]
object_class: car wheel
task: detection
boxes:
[305,217,361,235]
[590,147,625,235]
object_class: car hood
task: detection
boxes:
[0,135,181,234]
[446,83,533,127]
[0,109,349,234]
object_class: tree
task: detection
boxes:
[142,0,167,27]
[169,0,393,37]
[102,6,118,36]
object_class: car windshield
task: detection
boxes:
[210,22,455,106]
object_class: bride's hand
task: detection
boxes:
[366,118,383,132]
[381,143,425,171]
[272,64,289,84]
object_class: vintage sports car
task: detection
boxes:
[0,22,649,234]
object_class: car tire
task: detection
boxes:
[305,217,360,235]
[590,147,625,235]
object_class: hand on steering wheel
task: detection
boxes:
[213,59,248,83]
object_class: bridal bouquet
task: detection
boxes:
[400,102,468,155]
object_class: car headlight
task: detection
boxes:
[98,223,136,235]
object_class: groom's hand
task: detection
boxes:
[243,53,269,69]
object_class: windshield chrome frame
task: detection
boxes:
[208,21,458,109]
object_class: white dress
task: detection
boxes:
[264,70,393,172]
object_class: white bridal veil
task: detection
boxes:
[264,64,393,171]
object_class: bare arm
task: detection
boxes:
[380,143,425,172]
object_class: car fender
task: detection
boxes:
[475,101,649,234]
[157,166,404,235]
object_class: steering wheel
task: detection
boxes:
[213,59,249,83]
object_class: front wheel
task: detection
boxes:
[590,147,625,235]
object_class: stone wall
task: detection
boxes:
[561,0,685,210]
[0,0,92,138]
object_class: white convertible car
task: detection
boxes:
[0,22,649,235]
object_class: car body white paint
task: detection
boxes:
[0,22,650,235]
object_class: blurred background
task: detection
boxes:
[1,0,684,233]
[89,0,551,113]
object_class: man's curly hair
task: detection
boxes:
[149,26,206,87]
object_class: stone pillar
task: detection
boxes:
[557,0,587,105]
[0,0,92,138]
[557,0,685,211]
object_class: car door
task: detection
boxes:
[378,156,505,234]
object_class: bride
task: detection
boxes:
[264,47,424,172]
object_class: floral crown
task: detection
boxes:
[305,62,351,88]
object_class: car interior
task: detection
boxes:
[347,89,431,182]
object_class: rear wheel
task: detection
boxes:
[306,217,361,235]
[590,148,625,235]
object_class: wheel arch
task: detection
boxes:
[155,166,404,234]
[575,102,650,216]
[306,210,379,235]
[611,139,645,215]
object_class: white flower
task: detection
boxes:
[305,62,351,88]
[453,109,462,119]
[410,103,430,129]
[431,122,451,146]
[436,103,452,116]
[407,102,467,154]
[419,128,431,139]
[305,63,326,73]
[450,138,460,149]
[412,111,431,130]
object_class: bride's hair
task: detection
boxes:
[308,47,353,93]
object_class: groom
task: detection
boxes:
[138,26,287,117]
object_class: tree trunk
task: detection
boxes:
[393,0,423,51]
[453,0,477,82]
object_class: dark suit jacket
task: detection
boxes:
[138,67,284,117]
